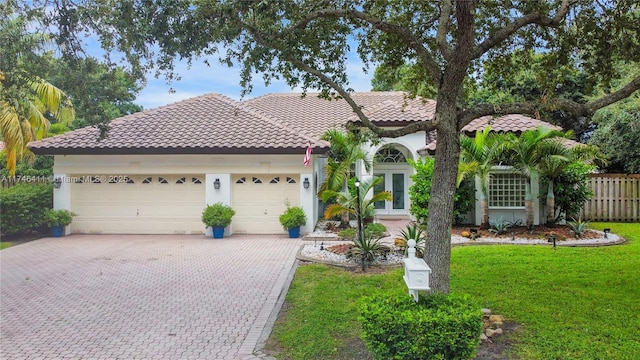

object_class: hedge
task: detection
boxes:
[1,183,53,236]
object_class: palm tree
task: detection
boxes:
[538,142,606,224]
[505,127,570,227]
[321,176,392,221]
[458,126,509,228]
[319,129,372,226]
[1,71,75,175]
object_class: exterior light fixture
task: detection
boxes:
[53,177,63,189]
[547,232,557,249]
[214,178,221,189]
[355,179,365,271]
[303,177,310,189]
[603,228,611,239]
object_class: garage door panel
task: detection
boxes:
[232,174,300,234]
[71,175,205,234]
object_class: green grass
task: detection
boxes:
[266,223,640,360]
[0,242,16,250]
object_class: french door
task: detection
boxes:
[373,170,409,215]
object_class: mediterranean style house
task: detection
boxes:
[28,92,562,236]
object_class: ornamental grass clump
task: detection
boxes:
[359,293,482,360]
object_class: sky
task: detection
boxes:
[134,55,375,110]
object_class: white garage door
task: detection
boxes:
[70,175,205,234]
[232,175,300,234]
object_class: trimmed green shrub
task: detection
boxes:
[338,227,357,239]
[201,203,236,227]
[45,209,76,227]
[0,183,53,235]
[279,206,307,230]
[364,222,387,239]
[359,293,482,360]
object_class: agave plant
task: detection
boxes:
[399,222,426,257]
[488,216,513,235]
[567,217,589,238]
[347,233,390,266]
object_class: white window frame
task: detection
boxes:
[488,170,527,209]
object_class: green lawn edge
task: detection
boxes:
[265,222,640,360]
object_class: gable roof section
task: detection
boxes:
[29,93,328,155]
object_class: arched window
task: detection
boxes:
[375,146,407,163]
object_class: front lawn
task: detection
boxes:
[265,223,640,359]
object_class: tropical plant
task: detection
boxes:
[459,126,510,228]
[538,142,604,225]
[567,217,589,239]
[505,127,572,227]
[279,205,307,230]
[488,216,513,235]
[319,129,373,227]
[547,162,595,222]
[0,16,75,175]
[400,222,426,257]
[321,177,391,222]
[45,209,76,227]
[346,233,389,267]
[201,203,236,228]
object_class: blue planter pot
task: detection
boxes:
[287,227,301,238]
[212,226,225,239]
[51,226,65,237]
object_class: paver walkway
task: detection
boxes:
[0,234,300,360]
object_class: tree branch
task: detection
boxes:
[241,22,437,138]
[435,0,454,61]
[472,0,576,59]
[291,8,442,88]
[458,75,640,127]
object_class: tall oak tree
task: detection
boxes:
[30,0,640,292]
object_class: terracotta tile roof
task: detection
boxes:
[244,92,429,139]
[29,93,329,155]
[420,114,569,154]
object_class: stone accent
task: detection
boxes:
[481,309,505,342]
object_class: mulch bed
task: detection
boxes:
[452,224,601,241]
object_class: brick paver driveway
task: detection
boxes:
[0,235,300,359]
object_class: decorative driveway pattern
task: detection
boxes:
[0,235,300,360]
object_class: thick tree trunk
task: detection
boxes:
[424,109,460,294]
[546,180,555,225]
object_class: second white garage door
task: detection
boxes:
[232,175,300,234]
[70,175,205,234]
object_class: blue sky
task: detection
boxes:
[134,55,375,110]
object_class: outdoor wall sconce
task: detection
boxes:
[303,177,310,189]
[53,177,62,189]
[603,228,611,239]
[214,178,221,189]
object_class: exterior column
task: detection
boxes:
[53,173,72,235]
[300,173,314,235]
[205,173,232,236]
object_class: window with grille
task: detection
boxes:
[488,173,526,208]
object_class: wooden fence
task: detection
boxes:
[581,174,640,222]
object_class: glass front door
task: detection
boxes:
[373,171,408,215]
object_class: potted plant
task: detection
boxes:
[201,203,236,238]
[45,209,76,237]
[279,206,307,238]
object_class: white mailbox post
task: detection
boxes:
[402,239,432,302]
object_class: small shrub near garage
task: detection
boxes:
[359,292,482,360]
[0,183,53,235]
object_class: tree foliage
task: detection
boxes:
[23,0,640,292]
